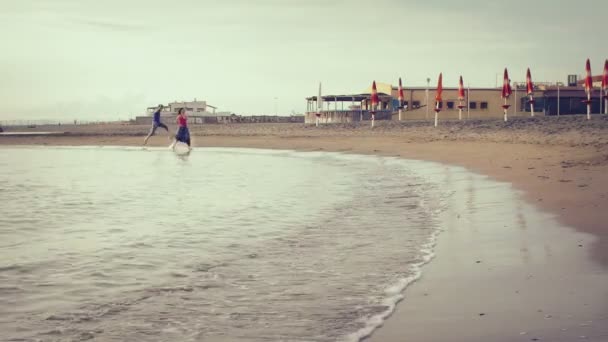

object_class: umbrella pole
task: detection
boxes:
[504,98,508,122]
[398,108,402,121]
[530,102,534,117]
[434,102,438,127]
[371,113,375,128]
[458,100,462,120]
[605,92,607,115]
[587,93,591,120]
[530,95,535,117]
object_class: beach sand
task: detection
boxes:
[2,116,608,341]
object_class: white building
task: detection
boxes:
[138,98,234,125]
[145,99,221,117]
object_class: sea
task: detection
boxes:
[0,146,454,341]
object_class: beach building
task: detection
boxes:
[134,99,305,124]
[533,86,604,115]
[135,99,234,124]
[305,82,531,124]
[305,78,606,123]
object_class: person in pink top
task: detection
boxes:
[171,108,191,148]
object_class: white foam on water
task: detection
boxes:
[172,142,191,156]
[274,150,450,342]
[341,206,444,342]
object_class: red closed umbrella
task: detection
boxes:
[526,68,535,117]
[501,68,512,122]
[398,77,404,121]
[371,81,379,127]
[457,75,465,120]
[584,59,592,120]
[434,73,442,127]
[602,59,608,115]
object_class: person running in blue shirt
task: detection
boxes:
[143,104,170,145]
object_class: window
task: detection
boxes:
[447,101,454,109]
[413,101,420,108]
[469,102,477,109]
[480,102,488,109]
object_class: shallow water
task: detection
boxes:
[0,147,448,342]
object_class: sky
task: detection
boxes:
[1,0,606,121]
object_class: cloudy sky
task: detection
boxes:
[1,0,606,121]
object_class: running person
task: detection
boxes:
[143,104,170,145]
[172,108,191,148]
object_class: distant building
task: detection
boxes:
[134,98,304,124]
[576,75,604,88]
[145,99,220,117]
[305,78,606,123]
[535,86,604,116]
[136,99,233,125]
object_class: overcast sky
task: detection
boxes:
[1,0,606,121]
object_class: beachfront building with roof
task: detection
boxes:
[305,82,529,124]
[135,99,305,124]
[305,78,606,124]
[135,99,234,124]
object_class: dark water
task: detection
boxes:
[0,147,446,341]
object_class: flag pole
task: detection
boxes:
[467,85,470,119]
[514,82,517,116]
[557,82,559,117]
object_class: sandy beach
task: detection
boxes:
[2,116,608,341]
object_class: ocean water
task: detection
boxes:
[0,147,449,342]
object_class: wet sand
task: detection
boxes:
[2,116,608,341]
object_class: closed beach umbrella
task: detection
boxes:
[316,82,323,127]
[501,68,512,122]
[434,73,442,127]
[398,77,404,121]
[602,59,608,115]
[371,81,379,127]
[584,58,592,120]
[526,68,535,117]
[457,75,465,120]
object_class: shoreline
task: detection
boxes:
[2,119,608,340]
